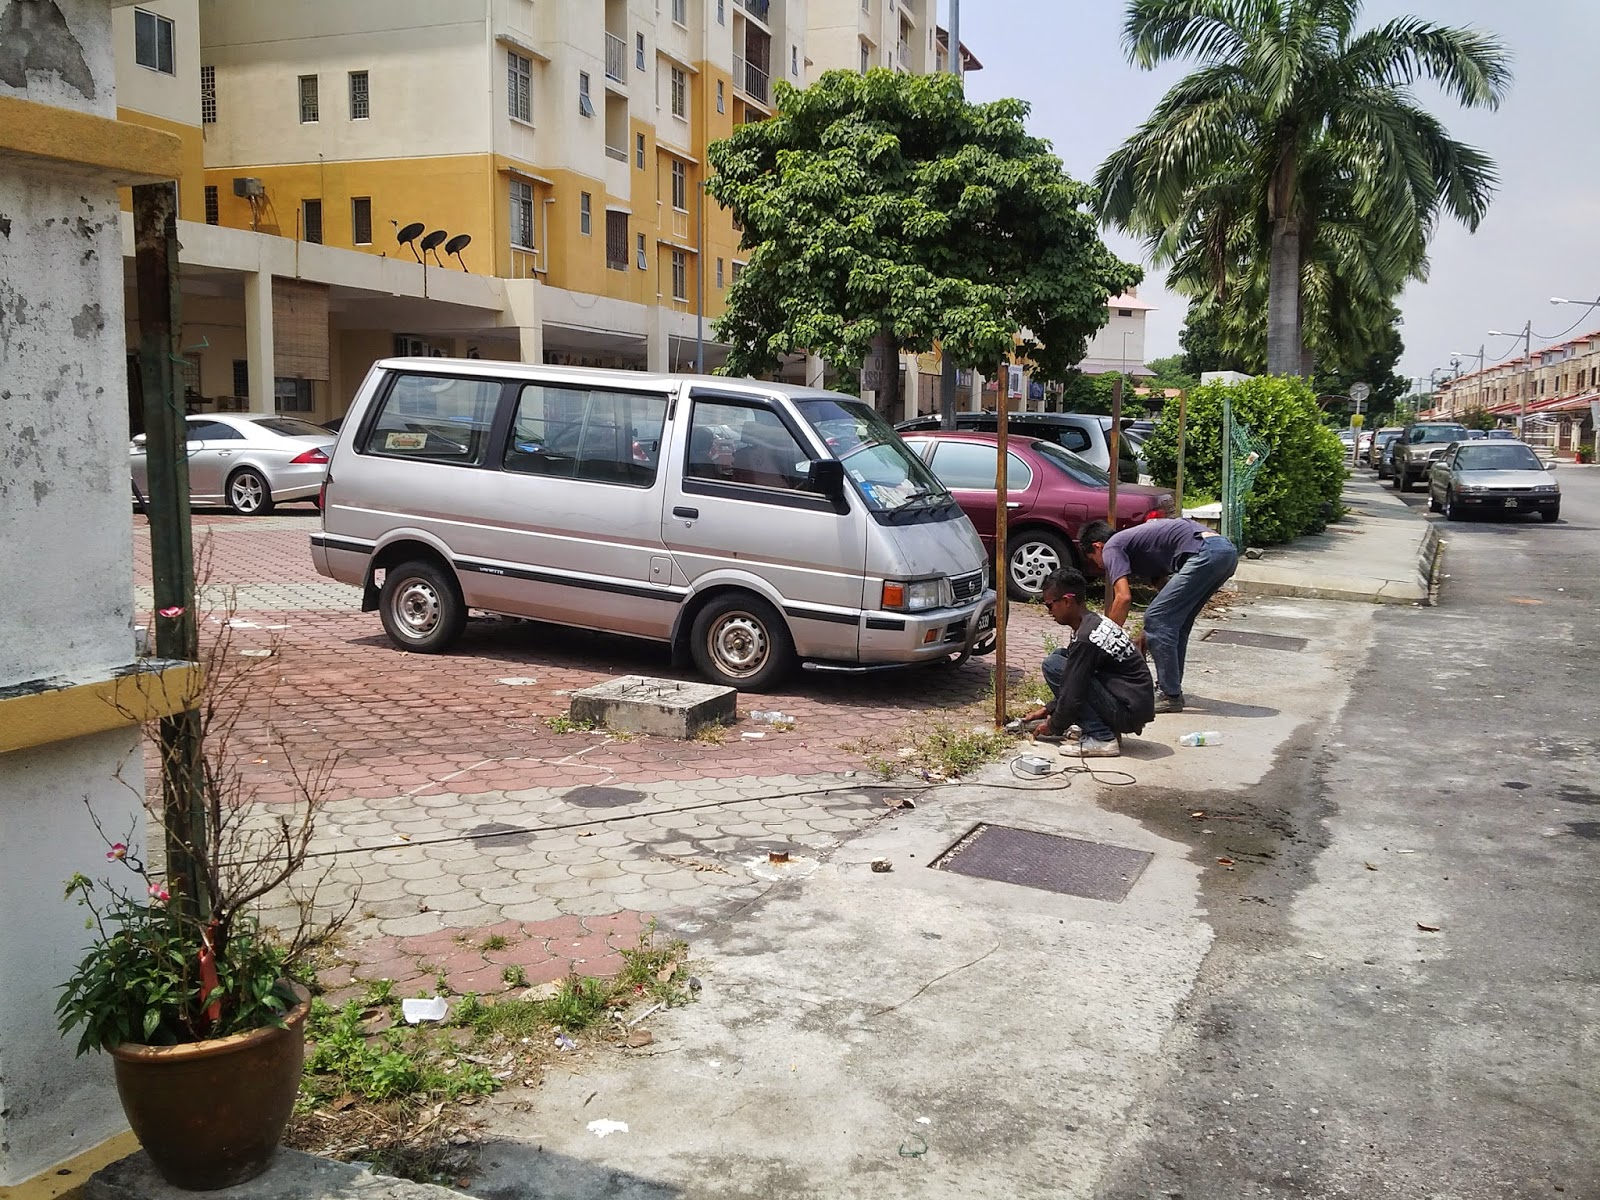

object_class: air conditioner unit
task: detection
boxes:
[232,177,265,198]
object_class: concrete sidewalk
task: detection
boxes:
[1230,473,1435,605]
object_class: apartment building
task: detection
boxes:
[1431,329,1600,454]
[807,0,934,80]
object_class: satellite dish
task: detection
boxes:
[420,229,449,266]
[446,233,472,271]
[397,221,425,262]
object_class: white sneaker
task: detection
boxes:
[1077,736,1121,758]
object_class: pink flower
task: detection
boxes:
[148,882,170,903]
[158,606,184,618]
[106,843,127,861]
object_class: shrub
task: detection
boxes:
[1141,376,1345,545]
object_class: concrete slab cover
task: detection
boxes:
[930,823,1154,903]
[1201,629,1309,652]
[569,674,735,739]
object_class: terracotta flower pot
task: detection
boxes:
[109,984,311,1191]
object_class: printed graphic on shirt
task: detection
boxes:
[1087,615,1140,663]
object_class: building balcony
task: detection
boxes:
[732,54,769,103]
[605,143,628,162]
[605,32,626,83]
[734,0,771,25]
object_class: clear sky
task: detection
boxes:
[949,0,1600,391]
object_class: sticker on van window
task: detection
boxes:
[384,432,429,451]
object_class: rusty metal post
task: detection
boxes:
[1175,387,1188,513]
[992,358,1009,728]
[1105,373,1123,607]
[133,182,208,921]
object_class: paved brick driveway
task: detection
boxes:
[134,511,1057,1001]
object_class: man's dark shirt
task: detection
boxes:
[1048,611,1156,734]
[1101,518,1212,586]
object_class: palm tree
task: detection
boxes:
[1097,0,1511,376]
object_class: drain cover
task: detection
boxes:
[563,785,645,809]
[466,822,533,849]
[930,824,1152,903]
[1202,629,1307,652]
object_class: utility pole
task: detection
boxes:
[133,182,208,921]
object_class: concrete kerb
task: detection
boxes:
[1229,475,1435,606]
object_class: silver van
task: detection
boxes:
[311,359,996,691]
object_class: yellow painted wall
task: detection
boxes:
[115,108,205,218]
[201,154,494,263]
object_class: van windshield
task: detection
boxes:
[794,398,953,513]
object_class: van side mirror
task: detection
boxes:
[806,459,846,501]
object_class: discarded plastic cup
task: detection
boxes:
[401,996,449,1024]
[1178,731,1223,747]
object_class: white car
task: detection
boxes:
[131,414,334,514]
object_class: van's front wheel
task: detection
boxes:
[378,560,466,653]
[691,594,794,692]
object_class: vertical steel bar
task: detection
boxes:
[992,357,1009,728]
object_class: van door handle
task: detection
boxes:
[672,506,699,519]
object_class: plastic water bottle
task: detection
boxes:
[1179,731,1223,747]
[751,710,788,724]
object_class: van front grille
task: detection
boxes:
[951,571,984,603]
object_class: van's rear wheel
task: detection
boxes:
[691,594,794,692]
[378,560,466,653]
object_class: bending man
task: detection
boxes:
[1079,517,1238,714]
[1022,568,1155,758]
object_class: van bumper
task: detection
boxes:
[856,592,997,664]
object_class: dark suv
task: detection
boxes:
[1392,423,1469,492]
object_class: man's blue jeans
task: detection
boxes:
[1041,652,1119,741]
[1141,534,1238,699]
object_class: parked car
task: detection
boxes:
[1368,427,1403,474]
[895,412,1141,482]
[1427,439,1560,522]
[314,360,997,690]
[899,430,1174,600]
[1391,422,1470,491]
[1486,429,1517,440]
[130,414,333,514]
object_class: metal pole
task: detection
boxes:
[695,185,706,373]
[1221,393,1235,544]
[1107,373,1123,526]
[950,0,961,83]
[993,356,1008,729]
[937,0,961,429]
[1174,386,1188,513]
[133,182,208,922]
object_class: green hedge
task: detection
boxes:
[1141,376,1346,545]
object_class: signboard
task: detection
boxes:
[1006,365,1024,398]
[1351,413,1365,428]
[1349,382,1371,404]
[861,353,885,392]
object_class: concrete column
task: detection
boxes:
[805,352,826,389]
[518,323,544,365]
[901,354,919,421]
[968,371,984,412]
[646,305,668,373]
[243,270,274,414]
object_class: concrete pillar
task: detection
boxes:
[901,354,919,421]
[646,306,669,373]
[519,323,544,365]
[805,352,826,389]
[968,371,984,412]
[243,270,274,414]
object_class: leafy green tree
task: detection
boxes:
[1458,407,1497,432]
[1140,376,1346,544]
[706,69,1139,414]
[1311,314,1409,409]
[1179,304,1251,377]
[1144,354,1198,393]
[1097,0,1510,376]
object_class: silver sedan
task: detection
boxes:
[130,415,334,515]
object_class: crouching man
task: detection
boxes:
[1021,567,1156,758]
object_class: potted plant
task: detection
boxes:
[56,611,347,1191]
[1577,443,1595,465]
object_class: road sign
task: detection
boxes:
[1350,382,1371,404]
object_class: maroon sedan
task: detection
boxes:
[901,431,1175,600]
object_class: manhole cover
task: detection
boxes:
[563,785,645,809]
[466,822,533,849]
[1202,629,1307,652]
[929,824,1152,903]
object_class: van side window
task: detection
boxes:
[503,384,667,487]
[1057,426,1091,453]
[688,400,807,490]
[362,374,500,465]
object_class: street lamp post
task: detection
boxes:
[1487,322,1533,438]
[1450,346,1486,420]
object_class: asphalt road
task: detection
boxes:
[1097,467,1600,1199]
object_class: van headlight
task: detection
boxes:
[881,578,949,612]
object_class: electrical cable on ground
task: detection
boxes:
[296,749,1142,863]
